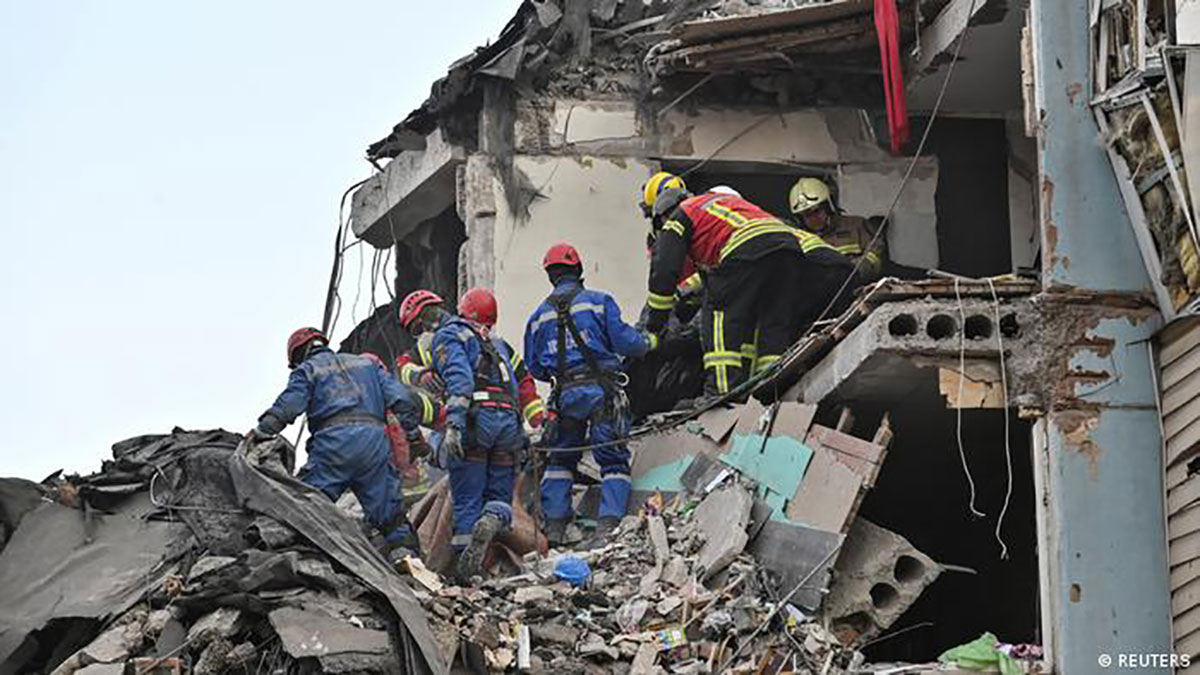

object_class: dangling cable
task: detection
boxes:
[988,278,1013,559]
[955,278,986,518]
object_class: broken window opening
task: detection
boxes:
[833,394,1039,663]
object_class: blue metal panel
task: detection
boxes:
[1068,317,1162,407]
[1048,407,1171,671]
[1033,0,1154,293]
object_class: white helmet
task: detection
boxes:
[709,185,741,197]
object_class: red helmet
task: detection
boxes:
[543,242,582,270]
[458,287,498,328]
[287,327,327,367]
[398,289,443,330]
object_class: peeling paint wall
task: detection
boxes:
[488,154,657,345]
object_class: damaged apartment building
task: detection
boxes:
[7,0,1200,674]
[341,0,1200,672]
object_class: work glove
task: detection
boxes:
[643,307,670,335]
[247,426,276,443]
[439,427,464,465]
[256,412,285,436]
[408,432,433,461]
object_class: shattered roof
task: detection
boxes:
[367,0,942,161]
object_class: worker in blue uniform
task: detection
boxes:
[398,289,527,581]
[523,243,658,547]
[251,327,438,565]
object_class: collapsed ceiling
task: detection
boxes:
[366,0,953,162]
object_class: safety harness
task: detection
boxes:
[465,323,518,412]
[549,286,622,419]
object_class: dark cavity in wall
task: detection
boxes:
[339,206,466,365]
[844,387,1039,662]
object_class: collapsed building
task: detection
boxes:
[343,0,1200,672]
[5,0,1200,673]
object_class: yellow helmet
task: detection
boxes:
[640,171,687,216]
[789,177,832,215]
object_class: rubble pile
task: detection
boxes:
[415,487,861,674]
[0,429,445,674]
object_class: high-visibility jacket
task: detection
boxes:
[645,192,800,325]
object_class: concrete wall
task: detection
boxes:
[486,154,657,345]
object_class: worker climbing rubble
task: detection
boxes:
[250,327,435,564]
[524,243,658,547]
[639,171,809,394]
[399,289,527,581]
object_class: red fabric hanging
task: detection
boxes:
[875,0,909,154]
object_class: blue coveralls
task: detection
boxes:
[430,315,526,551]
[523,277,654,521]
[259,347,431,547]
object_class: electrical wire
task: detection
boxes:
[988,278,1013,559]
[955,278,986,518]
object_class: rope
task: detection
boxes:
[988,278,1012,559]
[955,278,986,518]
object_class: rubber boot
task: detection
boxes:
[456,513,503,582]
[584,516,620,549]
[543,518,569,548]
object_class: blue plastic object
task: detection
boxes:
[553,555,592,587]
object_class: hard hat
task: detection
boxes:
[458,287,498,328]
[640,171,687,216]
[287,327,328,368]
[543,242,583,270]
[710,185,741,197]
[789,177,833,215]
[398,289,444,330]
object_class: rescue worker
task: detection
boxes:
[639,171,807,394]
[251,328,435,564]
[524,243,658,545]
[398,289,527,580]
[789,177,886,282]
[459,287,549,430]
[363,352,439,506]
[395,289,548,431]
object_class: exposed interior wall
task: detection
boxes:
[844,387,1040,662]
[489,154,657,345]
[1007,117,1040,271]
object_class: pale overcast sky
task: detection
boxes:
[0,1,521,479]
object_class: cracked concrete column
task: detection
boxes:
[457,154,497,296]
[1031,0,1171,671]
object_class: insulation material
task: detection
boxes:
[840,160,940,269]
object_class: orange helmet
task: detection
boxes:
[458,288,498,328]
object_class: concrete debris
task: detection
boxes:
[416,489,866,673]
[0,429,444,674]
[823,518,944,645]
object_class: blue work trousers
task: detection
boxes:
[447,407,523,551]
[541,384,632,522]
[299,423,412,546]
